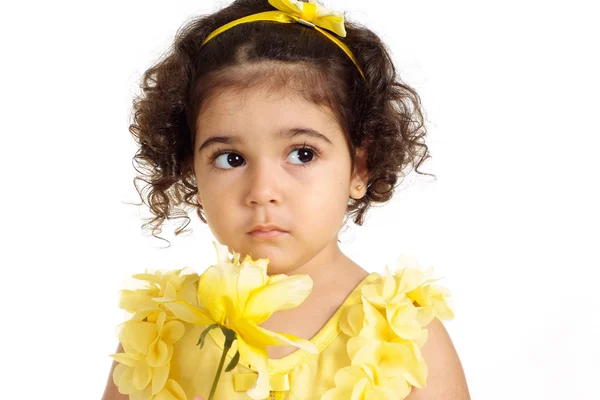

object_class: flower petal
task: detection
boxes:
[267,274,288,285]
[199,264,239,323]
[415,306,436,327]
[112,363,127,387]
[387,302,422,340]
[373,384,401,399]
[120,340,143,357]
[120,321,157,354]
[114,364,139,394]
[414,326,429,348]
[151,362,170,395]
[396,267,426,294]
[155,311,166,332]
[119,289,156,313]
[382,266,397,299]
[178,278,200,306]
[244,274,313,324]
[132,362,152,390]
[353,341,427,388]
[350,377,369,400]
[237,338,270,400]
[381,375,412,398]
[147,339,171,367]
[131,310,154,322]
[237,319,318,353]
[407,284,430,306]
[361,299,391,341]
[168,378,188,400]
[334,364,368,388]
[160,320,185,344]
[163,281,178,300]
[110,352,138,367]
[152,378,187,400]
[157,300,215,325]
[213,241,233,263]
[355,342,409,375]
[132,272,165,286]
[237,256,268,307]
[339,304,364,337]
[129,385,153,400]
[346,335,370,361]
[430,288,455,320]
[361,283,386,307]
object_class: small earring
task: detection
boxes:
[356,184,363,190]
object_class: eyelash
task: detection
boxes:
[207,143,321,172]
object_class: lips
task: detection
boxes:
[248,229,287,238]
[247,224,288,238]
[248,224,287,233]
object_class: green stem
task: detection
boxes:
[207,334,234,400]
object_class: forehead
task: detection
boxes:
[198,85,334,126]
[195,91,347,155]
[194,63,343,133]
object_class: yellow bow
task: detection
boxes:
[201,0,365,79]
[233,372,290,392]
[267,0,347,37]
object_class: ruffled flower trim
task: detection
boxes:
[110,267,199,400]
[322,255,455,400]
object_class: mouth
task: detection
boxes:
[247,228,288,239]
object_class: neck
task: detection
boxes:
[269,239,366,295]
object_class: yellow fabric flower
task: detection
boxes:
[327,255,455,399]
[110,268,198,400]
[119,267,199,322]
[321,363,411,400]
[111,310,187,399]
[344,300,428,388]
[156,242,318,400]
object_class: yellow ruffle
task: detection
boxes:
[110,267,199,400]
[323,255,454,400]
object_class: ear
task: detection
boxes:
[350,146,369,199]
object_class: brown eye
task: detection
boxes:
[214,152,245,168]
[287,148,315,164]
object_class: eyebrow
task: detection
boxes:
[198,127,334,153]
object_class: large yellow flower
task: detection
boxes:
[156,242,318,400]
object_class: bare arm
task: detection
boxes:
[406,319,471,399]
[101,343,129,400]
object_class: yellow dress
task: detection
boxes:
[111,262,454,400]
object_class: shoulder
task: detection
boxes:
[326,258,468,399]
[405,318,470,399]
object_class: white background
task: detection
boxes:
[1,0,598,399]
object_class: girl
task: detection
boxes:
[102,0,469,399]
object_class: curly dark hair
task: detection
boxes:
[127,0,435,246]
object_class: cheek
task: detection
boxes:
[297,179,348,224]
[203,195,235,222]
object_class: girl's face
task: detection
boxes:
[193,84,365,274]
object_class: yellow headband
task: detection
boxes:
[201,0,365,79]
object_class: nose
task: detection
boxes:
[245,159,284,207]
